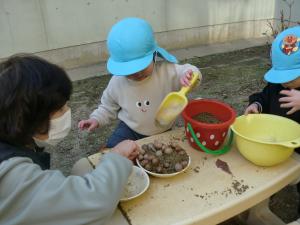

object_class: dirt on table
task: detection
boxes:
[48,45,299,225]
[216,159,233,175]
[231,179,249,195]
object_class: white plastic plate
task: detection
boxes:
[120,166,150,202]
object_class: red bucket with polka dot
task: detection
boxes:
[182,99,236,155]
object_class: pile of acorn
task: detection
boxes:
[137,140,189,174]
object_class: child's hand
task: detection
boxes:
[180,69,193,87]
[112,140,139,161]
[279,89,300,115]
[78,118,99,132]
[244,103,259,115]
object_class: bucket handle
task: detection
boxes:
[187,123,234,155]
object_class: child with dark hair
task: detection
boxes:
[0,55,72,148]
[0,55,138,225]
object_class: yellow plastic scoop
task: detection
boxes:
[155,72,201,127]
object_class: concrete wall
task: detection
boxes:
[273,0,300,32]
[0,0,298,69]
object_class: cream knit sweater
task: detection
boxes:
[90,62,200,135]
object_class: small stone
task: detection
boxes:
[138,154,144,160]
[140,159,149,167]
[181,160,188,167]
[141,144,148,151]
[147,154,154,161]
[170,142,177,148]
[156,166,162,173]
[163,162,170,168]
[152,157,159,165]
[175,163,183,172]
[139,148,146,155]
[155,150,163,157]
[145,164,151,171]
[175,145,183,152]
[179,151,186,155]
[153,140,162,149]
[164,147,173,154]
[147,143,156,152]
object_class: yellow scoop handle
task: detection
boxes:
[155,72,201,127]
[178,72,200,96]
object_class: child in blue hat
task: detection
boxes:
[78,17,201,147]
[244,26,300,215]
[244,26,300,123]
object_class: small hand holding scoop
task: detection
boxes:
[155,72,201,127]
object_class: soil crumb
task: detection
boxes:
[216,159,232,175]
[231,179,249,195]
[193,166,200,173]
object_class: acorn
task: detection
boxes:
[141,144,148,151]
[147,143,156,152]
[155,150,163,157]
[153,140,163,149]
[170,141,177,149]
[181,160,188,167]
[138,154,144,161]
[143,154,150,160]
[179,150,186,155]
[152,157,159,165]
[139,148,146,155]
[164,147,173,154]
[156,166,163,173]
[175,163,183,172]
[140,159,149,167]
[163,162,170,168]
[175,145,183,152]
[145,164,152,171]
[148,154,154,161]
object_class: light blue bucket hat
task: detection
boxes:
[264,26,300,83]
[107,17,178,76]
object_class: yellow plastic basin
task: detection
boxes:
[231,114,300,166]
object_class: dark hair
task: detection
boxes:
[0,54,72,146]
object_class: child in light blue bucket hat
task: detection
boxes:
[244,26,300,215]
[79,17,201,147]
[244,26,300,122]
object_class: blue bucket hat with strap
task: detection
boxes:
[264,26,300,83]
[107,17,178,76]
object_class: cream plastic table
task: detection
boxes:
[87,128,300,225]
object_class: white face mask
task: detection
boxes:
[34,109,72,147]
